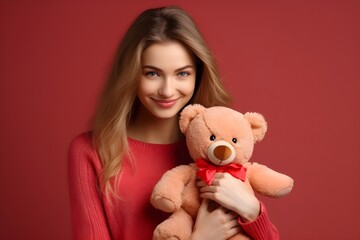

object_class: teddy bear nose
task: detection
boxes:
[213,145,232,160]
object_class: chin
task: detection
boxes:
[148,104,185,120]
[152,111,179,120]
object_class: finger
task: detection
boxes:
[212,173,234,185]
[196,180,206,187]
[199,198,209,210]
[214,172,240,182]
[227,218,240,228]
[211,178,221,186]
[213,172,226,179]
[213,205,228,215]
[196,199,210,219]
[221,209,238,221]
[199,185,217,193]
[226,211,238,221]
[225,226,241,239]
[199,192,216,202]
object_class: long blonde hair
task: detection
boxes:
[93,6,232,197]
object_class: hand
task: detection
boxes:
[191,199,240,240]
[197,172,260,222]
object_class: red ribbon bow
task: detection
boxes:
[195,158,246,185]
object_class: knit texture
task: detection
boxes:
[238,202,280,240]
[68,132,279,239]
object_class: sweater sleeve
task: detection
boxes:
[67,133,112,240]
[238,202,280,240]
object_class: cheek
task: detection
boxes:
[178,79,196,95]
[137,79,156,97]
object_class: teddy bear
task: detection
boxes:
[150,104,294,240]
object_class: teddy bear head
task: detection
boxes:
[179,104,267,166]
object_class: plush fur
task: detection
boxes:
[151,104,294,240]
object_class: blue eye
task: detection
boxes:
[178,71,189,77]
[146,71,159,77]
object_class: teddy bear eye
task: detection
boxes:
[210,135,216,141]
[232,138,238,143]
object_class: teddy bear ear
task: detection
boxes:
[244,112,268,142]
[179,104,206,134]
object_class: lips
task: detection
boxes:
[152,98,178,108]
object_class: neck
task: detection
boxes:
[127,106,182,144]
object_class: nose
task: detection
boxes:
[158,77,174,97]
[213,145,232,160]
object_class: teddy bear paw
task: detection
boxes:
[152,196,178,212]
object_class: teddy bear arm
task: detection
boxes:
[153,208,193,240]
[247,163,294,197]
[151,165,194,213]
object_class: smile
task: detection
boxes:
[152,98,178,108]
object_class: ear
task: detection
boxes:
[179,104,206,134]
[244,112,267,142]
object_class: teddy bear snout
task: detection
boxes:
[207,140,236,165]
[214,145,232,161]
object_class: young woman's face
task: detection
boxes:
[137,41,196,119]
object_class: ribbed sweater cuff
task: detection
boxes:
[237,202,279,240]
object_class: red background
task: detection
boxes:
[1,0,359,239]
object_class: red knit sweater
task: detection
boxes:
[68,132,279,240]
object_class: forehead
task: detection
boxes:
[141,41,194,69]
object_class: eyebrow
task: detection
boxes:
[142,65,194,72]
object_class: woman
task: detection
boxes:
[68,6,279,240]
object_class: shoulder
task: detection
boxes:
[68,131,98,165]
[67,133,104,202]
[69,132,93,151]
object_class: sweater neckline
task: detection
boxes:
[127,137,185,150]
